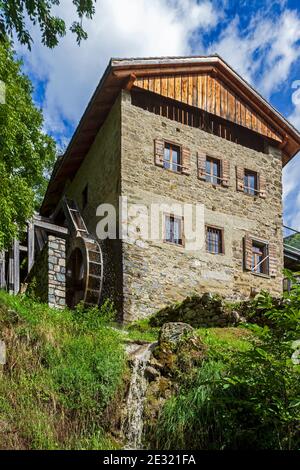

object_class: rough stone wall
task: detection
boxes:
[48,236,66,308]
[64,95,123,314]
[120,90,284,322]
[27,235,66,309]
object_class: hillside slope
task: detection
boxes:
[0,291,126,450]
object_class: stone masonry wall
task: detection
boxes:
[120,90,284,322]
[27,235,66,309]
[48,236,66,308]
[65,95,123,314]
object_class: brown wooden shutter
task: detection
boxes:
[181,147,191,175]
[259,174,267,198]
[197,151,207,180]
[236,166,244,192]
[154,138,164,167]
[244,235,253,271]
[268,244,277,277]
[222,160,230,187]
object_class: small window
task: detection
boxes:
[163,143,182,173]
[206,226,224,254]
[244,170,258,195]
[164,215,183,245]
[205,157,221,185]
[82,185,88,209]
[252,241,269,275]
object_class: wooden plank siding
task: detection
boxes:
[135,74,282,143]
[131,87,276,155]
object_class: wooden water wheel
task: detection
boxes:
[66,236,103,308]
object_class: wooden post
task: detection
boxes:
[27,222,35,274]
[8,240,20,295]
[0,251,5,289]
[13,239,20,294]
[8,247,14,294]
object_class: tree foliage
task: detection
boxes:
[0,0,96,49]
[0,39,56,249]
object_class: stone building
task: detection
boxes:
[3,56,300,322]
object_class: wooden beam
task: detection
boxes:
[13,239,20,295]
[124,73,137,91]
[0,251,5,289]
[27,221,35,274]
[33,216,69,236]
[112,65,215,78]
[8,240,20,295]
[8,247,14,294]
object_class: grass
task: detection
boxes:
[125,318,159,343]
[0,291,126,450]
[197,326,252,358]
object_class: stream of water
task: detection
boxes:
[122,343,154,449]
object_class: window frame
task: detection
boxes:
[205,156,222,185]
[251,239,269,276]
[163,141,183,174]
[163,213,184,247]
[205,225,225,255]
[243,169,259,196]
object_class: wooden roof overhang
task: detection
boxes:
[41,56,300,216]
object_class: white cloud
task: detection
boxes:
[283,152,300,230]
[16,0,220,147]
[208,9,300,98]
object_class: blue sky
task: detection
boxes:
[15,0,300,229]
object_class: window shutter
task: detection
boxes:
[181,147,191,175]
[197,151,206,180]
[154,138,164,167]
[244,235,253,271]
[236,166,244,192]
[259,174,267,198]
[268,244,277,277]
[222,160,230,187]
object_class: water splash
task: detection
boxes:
[122,343,154,449]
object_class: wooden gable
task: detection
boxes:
[135,74,282,143]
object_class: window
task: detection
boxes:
[82,184,88,209]
[244,169,258,195]
[164,215,183,245]
[206,226,224,254]
[251,241,269,275]
[205,157,221,185]
[163,143,182,173]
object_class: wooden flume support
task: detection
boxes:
[1,200,103,309]
[62,197,103,308]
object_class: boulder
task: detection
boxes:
[150,293,235,328]
[159,322,194,346]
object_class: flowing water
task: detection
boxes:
[122,343,155,449]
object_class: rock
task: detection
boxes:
[149,293,233,328]
[145,366,160,381]
[159,322,194,346]
[148,357,164,372]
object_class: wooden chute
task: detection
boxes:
[63,197,103,308]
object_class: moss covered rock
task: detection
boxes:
[150,293,236,328]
